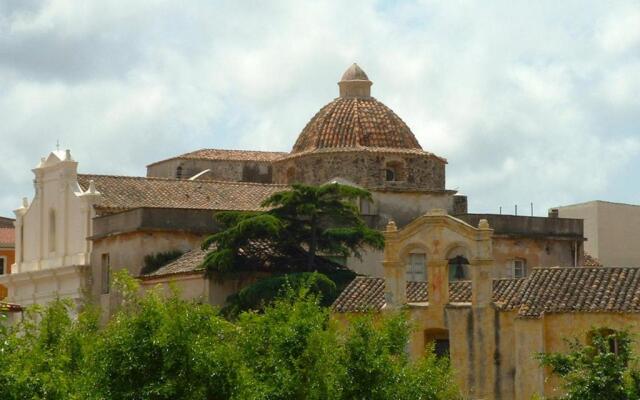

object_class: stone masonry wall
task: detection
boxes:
[273,151,445,190]
[147,159,274,183]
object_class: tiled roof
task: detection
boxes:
[142,243,344,278]
[332,267,640,318]
[292,97,423,153]
[77,174,287,214]
[142,248,206,278]
[0,216,14,229]
[148,149,287,166]
[0,228,15,247]
[583,253,603,267]
[332,277,522,313]
[516,267,640,318]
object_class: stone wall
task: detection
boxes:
[273,150,446,191]
[147,158,274,183]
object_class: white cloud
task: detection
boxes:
[1,0,639,217]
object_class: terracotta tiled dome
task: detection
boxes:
[291,64,423,154]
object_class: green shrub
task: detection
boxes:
[141,250,184,275]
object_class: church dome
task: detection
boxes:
[291,64,423,154]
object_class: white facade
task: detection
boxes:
[0,150,100,307]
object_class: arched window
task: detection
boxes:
[406,252,426,281]
[384,160,406,182]
[176,166,183,179]
[48,209,56,253]
[448,255,470,281]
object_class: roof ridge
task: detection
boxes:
[78,173,288,187]
[531,266,640,271]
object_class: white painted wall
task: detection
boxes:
[556,201,640,267]
[0,150,100,307]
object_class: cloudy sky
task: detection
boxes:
[1,0,639,217]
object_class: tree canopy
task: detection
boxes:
[537,328,640,400]
[201,183,385,274]
[0,271,461,400]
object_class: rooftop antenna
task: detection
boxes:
[515,204,518,216]
[531,202,534,216]
[56,139,60,151]
[499,206,502,215]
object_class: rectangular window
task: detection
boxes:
[513,259,526,279]
[101,253,110,295]
[406,253,426,282]
[0,257,5,275]
[359,198,374,215]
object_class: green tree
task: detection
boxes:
[537,328,640,400]
[202,183,385,274]
[0,299,98,400]
[0,272,461,400]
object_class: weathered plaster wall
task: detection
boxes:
[491,237,578,278]
[372,191,458,228]
[91,231,201,282]
[147,158,274,183]
[273,151,445,190]
[540,313,640,397]
[142,273,209,301]
[91,230,202,317]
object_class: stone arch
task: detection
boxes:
[398,241,430,264]
[445,243,472,281]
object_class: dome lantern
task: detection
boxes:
[338,63,372,98]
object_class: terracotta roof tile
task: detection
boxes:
[583,253,603,267]
[142,243,344,278]
[331,278,507,312]
[0,228,15,246]
[0,217,14,229]
[148,149,287,166]
[77,174,287,214]
[516,267,640,318]
[142,248,206,278]
[333,267,640,318]
[292,97,423,153]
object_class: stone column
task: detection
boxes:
[382,221,406,308]
[469,218,496,399]
[427,259,449,308]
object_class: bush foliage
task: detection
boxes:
[0,271,460,400]
[538,329,640,400]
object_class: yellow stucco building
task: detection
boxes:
[333,210,640,400]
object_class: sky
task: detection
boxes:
[1,0,639,218]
